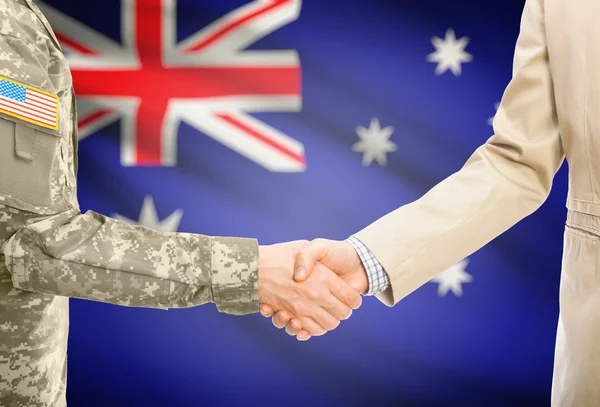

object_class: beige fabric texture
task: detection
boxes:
[354,0,600,405]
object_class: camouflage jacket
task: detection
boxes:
[0,1,259,405]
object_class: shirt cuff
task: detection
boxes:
[346,236,390,296]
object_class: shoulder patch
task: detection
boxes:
[0,76,59,131]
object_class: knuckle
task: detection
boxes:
[306,288,320,301]
[345,292,358,306]
[291,299,306,316]
[289,298,300,311]
[277,312,289,323]
[322,297,336,310]
[312,238,324,246]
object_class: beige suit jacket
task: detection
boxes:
[354,0,600,404]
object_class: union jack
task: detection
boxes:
[37,0,305,171]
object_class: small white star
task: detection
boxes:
[427,28,473,76]
[353,118,398,166]
[113,195,183,232]
[487,102,500,126]
[430,258,472,297]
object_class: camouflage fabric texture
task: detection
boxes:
[0,1,259,405]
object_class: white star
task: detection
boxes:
[487,102,500,126]
[113,195,183,232]
[353,118,398,166]
[430,258,472,297]
[427,28,473,76]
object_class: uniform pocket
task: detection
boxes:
[0,116,64,211]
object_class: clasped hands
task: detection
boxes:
[257,239,367,341]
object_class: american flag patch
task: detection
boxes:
[0,76,59,131]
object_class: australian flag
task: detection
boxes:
[39,0,564,406]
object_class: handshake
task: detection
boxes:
[257,239,369,341]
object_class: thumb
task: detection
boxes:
[294,239,328,282]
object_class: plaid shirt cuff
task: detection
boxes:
[346,236,390,296]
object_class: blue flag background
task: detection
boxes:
[43,0,567,405]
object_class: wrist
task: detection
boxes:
[342,240,369,294]
[257,244,294,304]
[257,245,270,302]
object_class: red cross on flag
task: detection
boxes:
[38,0,305,171]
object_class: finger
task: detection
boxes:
[328,274,363,310]
[271,310,292,329]
[311,283,354,321]
[294,239,329,282]
[297,330,311,341]
[298,317,327,336]
[306,306,340,332]
[260,304,274,317]
[285,318,303,336]
[322,298,353,322]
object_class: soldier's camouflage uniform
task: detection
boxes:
[0,1,259,405]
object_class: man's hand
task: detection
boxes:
[260,239,368,341]
[258,240,362,337]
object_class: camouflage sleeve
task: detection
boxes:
[0,1,258,316]
[1,209,259,315]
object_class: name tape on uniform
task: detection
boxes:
[0,76,59,131]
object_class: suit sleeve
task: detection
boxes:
[353,0,564,306]
[1,209,259,315]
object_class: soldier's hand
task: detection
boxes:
[258,241,362,339]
